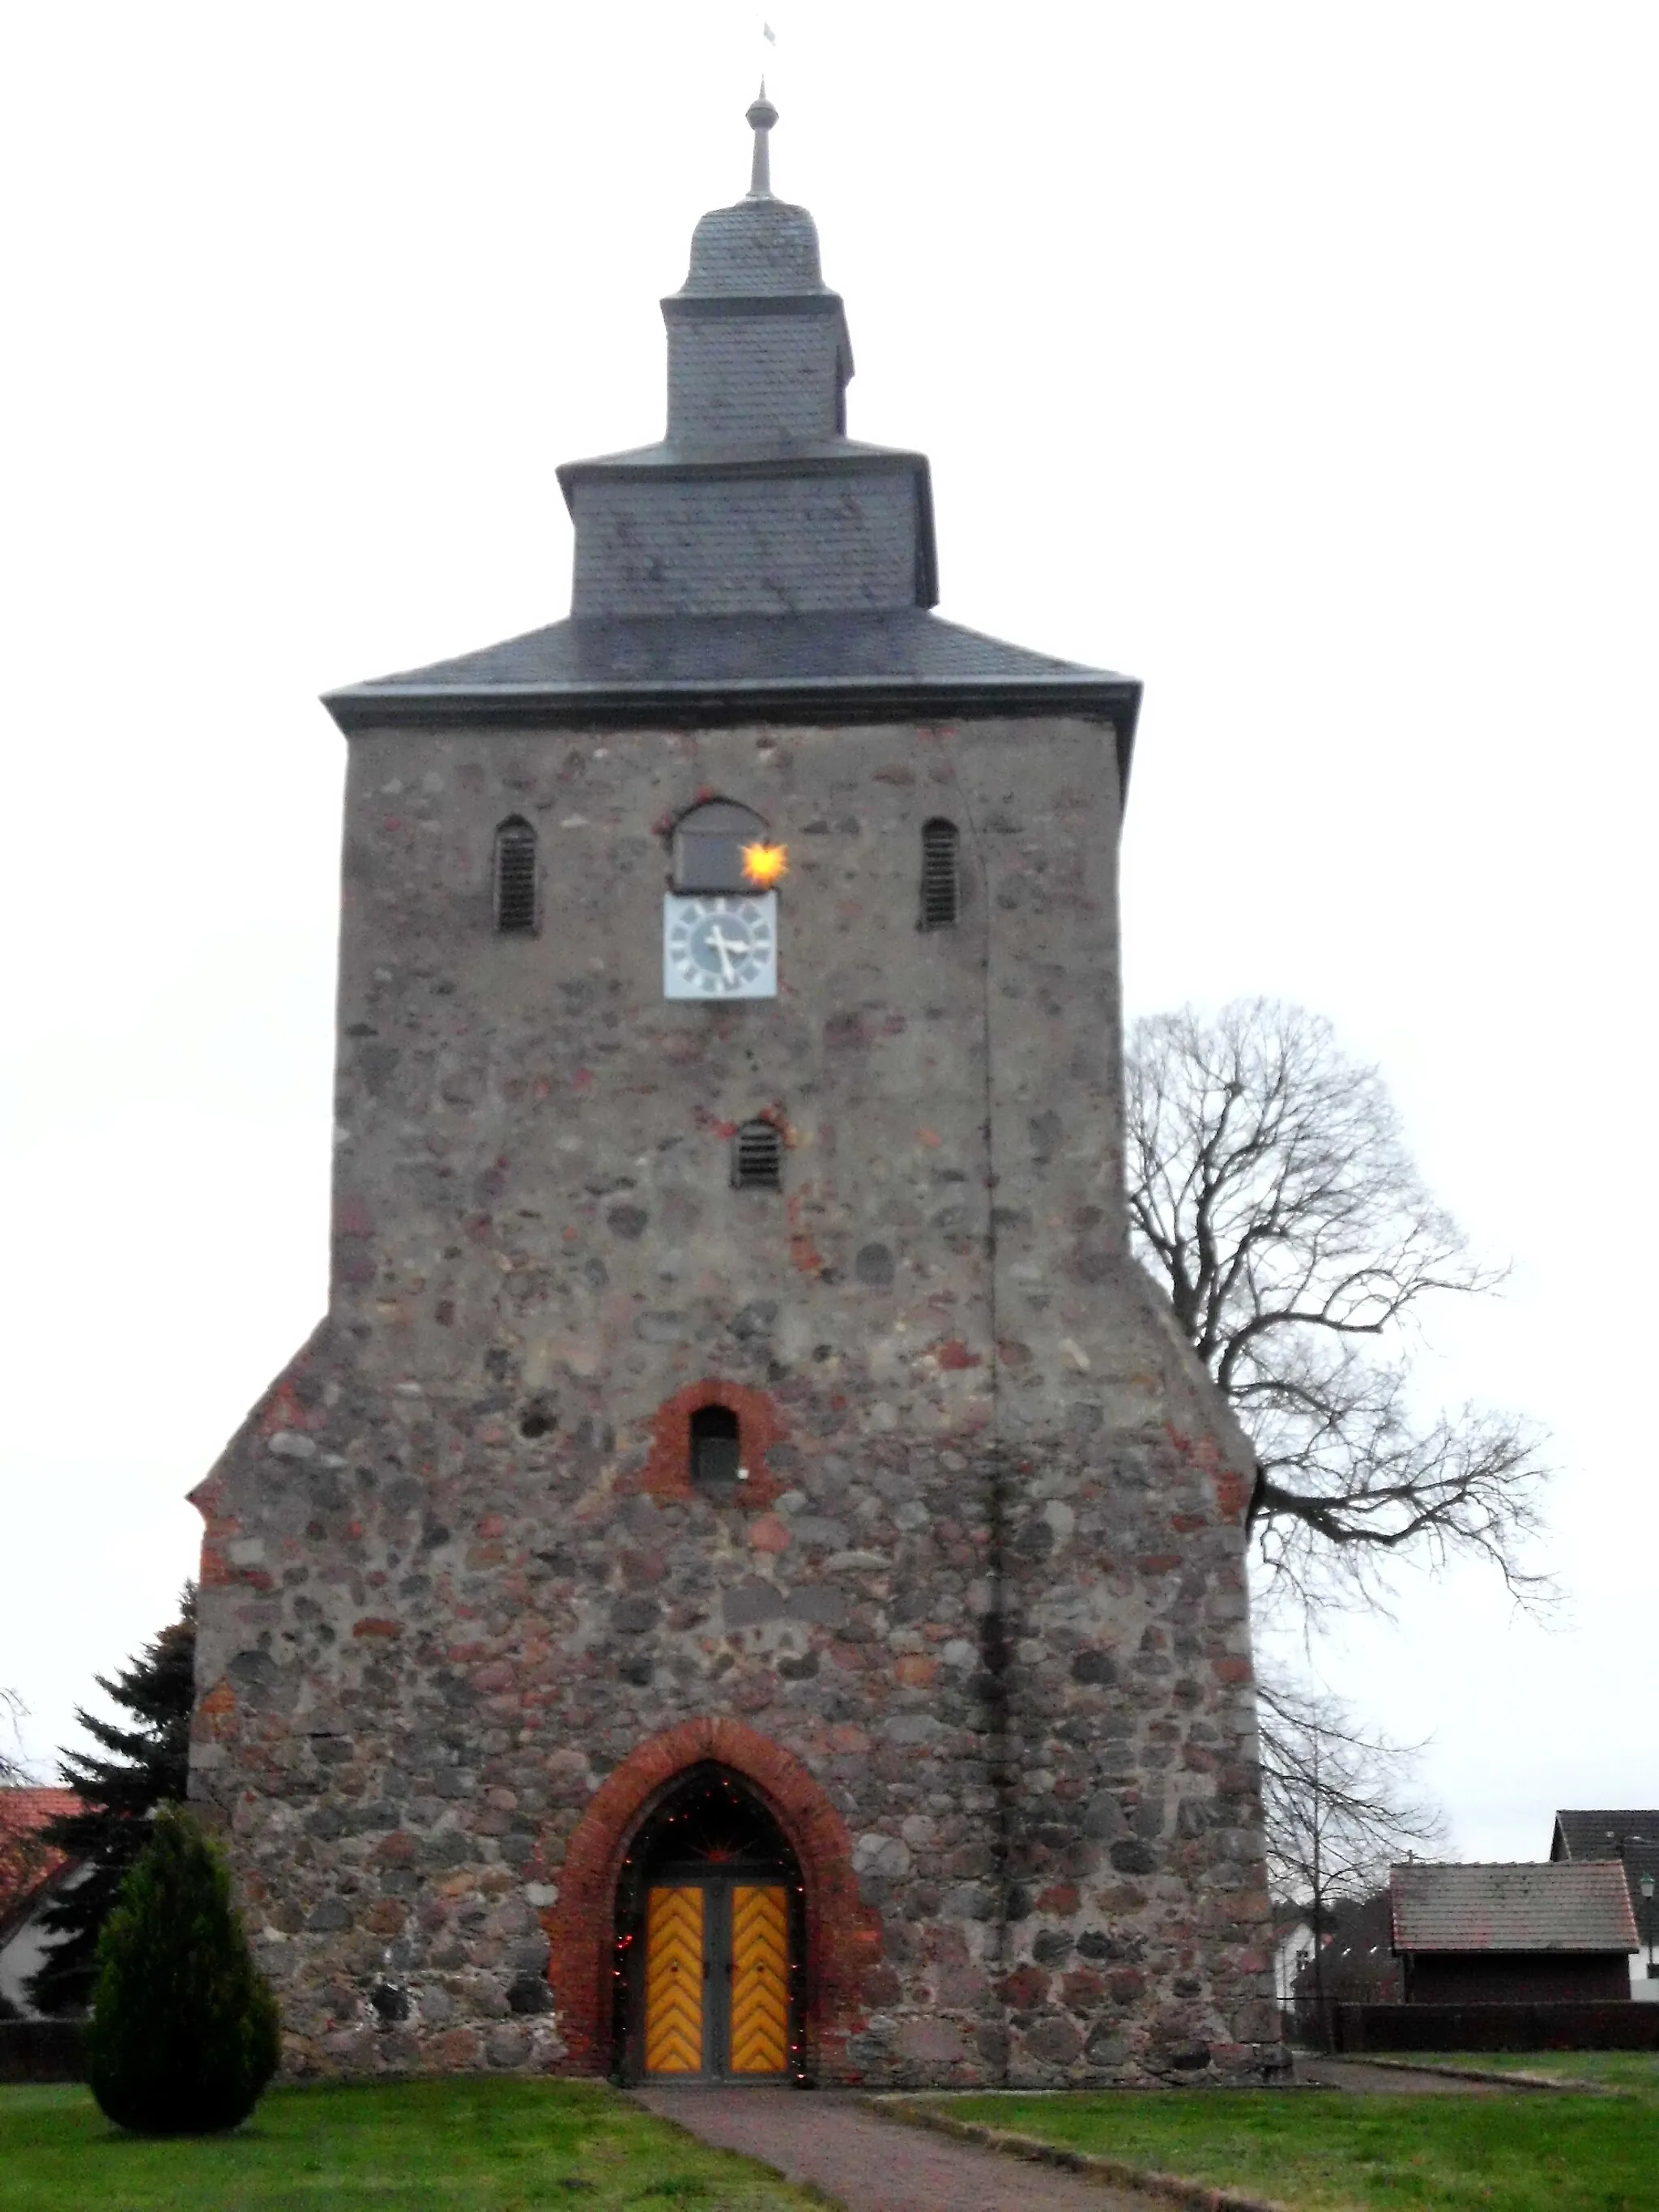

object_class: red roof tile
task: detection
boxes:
[0,1788,82,1926]
[1391,1861,1639,1955]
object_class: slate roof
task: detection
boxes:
[565,107,921,620]
[1390,1862,1639,1955]
[323,100,1139,757]
[323,612,1140,780]
[1550,1812,1659,1941]
[1623,1840,1659,1933]
[0,1789,80,1937]
[1551,1809,1659,1862]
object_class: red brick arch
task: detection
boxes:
[539,1717,880,2078]
[633,1379,786,1507]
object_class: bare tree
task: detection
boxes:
[1258,1677,1444,2042]
[1126,1000,1549,1615]
[1,1689,46,2022]
[1,1687,33,1788]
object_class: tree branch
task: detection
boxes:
[1126,999,1552,1622]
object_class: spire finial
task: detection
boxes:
[746,81,778,200]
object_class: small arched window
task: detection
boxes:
[493,816,538,934]
[672,799,767,893]
[690,1404,741,1495]
[919,818,960,930]
[731,1119,783,1191]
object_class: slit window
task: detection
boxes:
[690,1404,741,1494]
[732,1119,783,1191]
[920,818,960,930]
[493,816,538,934]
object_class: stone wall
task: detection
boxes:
[188,711,1281,2085]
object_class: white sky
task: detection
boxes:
[2,3,1654,1862]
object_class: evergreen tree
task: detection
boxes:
[86,1801,279,2134]
[26,1587,195,2015]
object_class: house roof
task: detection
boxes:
[1391,1861,1638,1956]
[1550,1813,1659,1933]
[1551,1809,1659,1862]
[0,1788,80,1934]
[1624,1839,1659,1916]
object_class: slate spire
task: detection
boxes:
[324,95,1136,748]
[663,91,851,454]
[552,93,939,617]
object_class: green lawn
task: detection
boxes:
[0,2079,816,2212]
[1413,2051,1659,2099]
[928,2089,1659,2212]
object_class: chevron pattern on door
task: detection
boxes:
[728,1882,789,2075]
[643,1884,705,2075]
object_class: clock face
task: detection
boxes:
[663,894,778,1000]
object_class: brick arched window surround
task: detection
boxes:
[537,1717,881,2079]
[633,1379,787,1508]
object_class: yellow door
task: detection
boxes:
[643,1885,705,2075]
[727,1882,789,2075]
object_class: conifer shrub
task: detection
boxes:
[85,1802,279,2133]
[28,1586,196,2015]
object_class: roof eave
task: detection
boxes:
[1397,1940,1636,1956]
[322,671,1140,783]
[555,441,933,509]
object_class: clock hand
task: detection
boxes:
[708,926,740,985]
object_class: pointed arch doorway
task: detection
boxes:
[615,1762,804,2082]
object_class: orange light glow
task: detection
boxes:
[740,840,789,889]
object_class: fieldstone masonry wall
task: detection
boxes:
[189,712,1282,2086]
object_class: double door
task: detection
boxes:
[642,1872,791,2080]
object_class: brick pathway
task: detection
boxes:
[633,2088,1163,2211]
[638,2061,1525,2212]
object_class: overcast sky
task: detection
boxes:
[2,3,1654,1862]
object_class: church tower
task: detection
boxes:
[189,97,1281,2088]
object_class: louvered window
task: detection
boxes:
[690,1404,741,1494]
[493,816,538,934]
[919,818,960,930]
[731,1119,783,1191]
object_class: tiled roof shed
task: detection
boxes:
[1391,1862,1638,1955]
